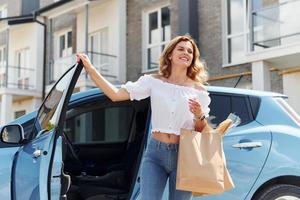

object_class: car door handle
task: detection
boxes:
[32,149,42,158]
[232,142,263,149]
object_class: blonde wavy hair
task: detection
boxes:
[159,35,208,84]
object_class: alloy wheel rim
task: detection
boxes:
[274,196,300,200]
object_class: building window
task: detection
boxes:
[225,0,300,64]
[16,48,29,75]
[0,46,6,67]
[251,0,300,50]
[225,0,249,64]
[0,46,6,86]
[52,29,73,82]
[143,5,170,70]
[89,28,109,73]
[15,48,30,89]
[58,30,72,58]
[0,6,7,18]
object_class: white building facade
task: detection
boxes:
[0,0,127,124]
[0,4,44,124]
[38,0,126,92]
[223,0,300,113]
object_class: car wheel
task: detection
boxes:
[254,184,300,200]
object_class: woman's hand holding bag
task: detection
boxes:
[176,114,240,196]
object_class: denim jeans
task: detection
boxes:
[140,137,192,200]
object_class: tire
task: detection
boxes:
[254,184,300,200]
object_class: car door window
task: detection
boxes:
[30,66,77,139]
[65,104,134,144]
[231,96,252,125]
[209,94,253,126]
[209,94,231,126]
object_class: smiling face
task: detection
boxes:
[159,35,205,81]
[169,40,194,69]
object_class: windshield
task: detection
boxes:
[275,97,300,127]
[31,66,77,138]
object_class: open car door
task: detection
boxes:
[12,63,82,200]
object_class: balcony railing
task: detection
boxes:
[49,51,118,84]
[88,51,118,79]
[0,64,36,90]
[50,54,77,83]
[251,0,300,50]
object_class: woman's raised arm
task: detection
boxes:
[76,53,130,102]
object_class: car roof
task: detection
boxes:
[6,85,285,128]
[207,86,286,97]
[70,85,286,102]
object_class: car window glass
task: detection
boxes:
[64,105,134,144]
[209,94,231,127]
[22,118,35,140]
[231,96,251,125]
[32,67,76,137]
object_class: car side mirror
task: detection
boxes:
[0,124,25,144]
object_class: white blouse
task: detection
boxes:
[121,74,211,135]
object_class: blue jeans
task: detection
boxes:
[140,137,192,200]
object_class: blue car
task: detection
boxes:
[1,63,300,200]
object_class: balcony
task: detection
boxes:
[88,51,118,80]
[248,0,300,68]
[49,51,118,87]
[251,0,300,49]
[0,64,36,90]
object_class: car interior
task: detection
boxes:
[61,96,150,200]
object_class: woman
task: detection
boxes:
[76,35,211,200]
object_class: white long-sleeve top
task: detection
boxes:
[121,74,211,135]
